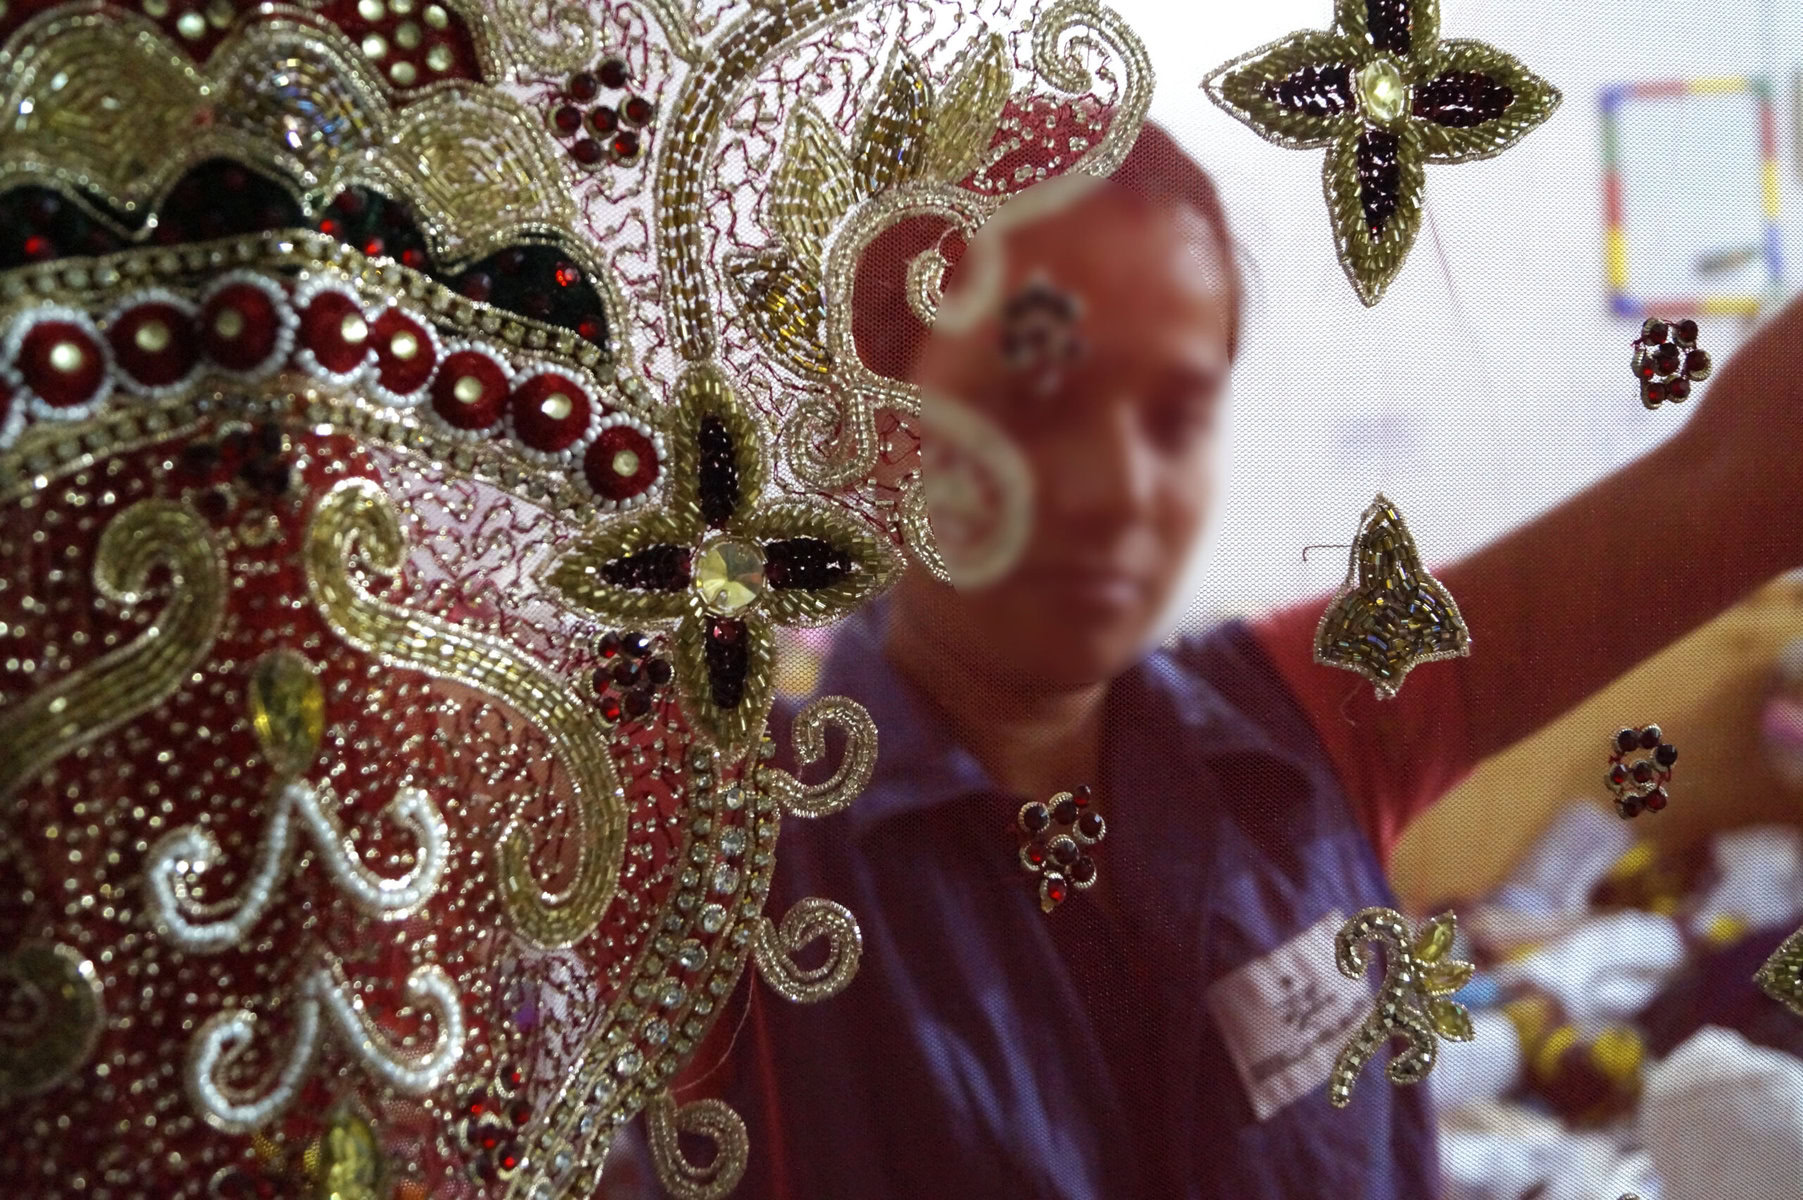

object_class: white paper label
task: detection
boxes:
[1204,909,1374,1121]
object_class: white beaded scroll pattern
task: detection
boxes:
[145,781,451,952]
[185,963,465,1134]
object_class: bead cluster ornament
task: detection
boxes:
[1606,724,1676,817]
[1329,908,1476,1107]
[594,629,676,722]
[1016,786,1106,912]
[1314,493,1470,699]
[1631,317,1711,409]
[1203,0,1562,304]
[549,57,658,170]
[460,1064,532,1183]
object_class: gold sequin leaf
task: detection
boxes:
[1412,910,1455,962]
[1313,493,1470,700]
[853,50,935,195]
[1427,995,1475,1041]
[1757,925,1803,1017]
[724,251,832,378]
[923,33,1011,185]
[768,105,861,267]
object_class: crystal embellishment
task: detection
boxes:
[694,539,766,614]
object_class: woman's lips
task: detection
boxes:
[1008,564,1146,612]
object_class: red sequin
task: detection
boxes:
[508,372,591,452]
[108,302,198,390]
[583,424,659,501]
[298,291,370,377]
[16,319,107,409]
[370,307,436,398]
[429,349,509,431]
[199,282,282,373]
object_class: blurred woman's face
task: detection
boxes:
[906,184,1234,689]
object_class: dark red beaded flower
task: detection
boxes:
[1016,785,1104,912]
[1632,317,1711,410]
[591,629,674,723]
[548,57,656,171]
[1606,723,1676,818]
[460,1064,529,1184]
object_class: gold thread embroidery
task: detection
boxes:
[644,1091,749,1200]
[752,897,862,1003]
[0,13,583,270]
[756,694,876,818]
[1329,908,1475,1107]
[306,478,627,948]
[0,498,224,800]
[0,943,105,1099]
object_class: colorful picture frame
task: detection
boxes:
[1600,76,1784,317]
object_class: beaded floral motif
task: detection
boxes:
[1314,493,1469,699]
[1328,908,1475,1107]
[1605,724,1677,818]
[1631,316,1712,409]
[549,365,899,755]
[1203,0,1561,304]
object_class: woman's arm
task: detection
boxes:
[1256,294,1803,858]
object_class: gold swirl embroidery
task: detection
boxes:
[1025,0,1153,181]
[305,479,626,949]
[1329,908,1475,1107]
[0,943,105,1099]
[645,1091,749,1200]
[756,695,876,818]
[0,499,224,801]
[896,482,951,583]
[656,0,857,362]
[752,897,862,1004]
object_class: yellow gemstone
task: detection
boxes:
[362,32,387,59]
[357,0,384,18]
[1356,59,1408,124]
[452,374,484,404]
[47,340,85,373]
[695,539,765,614]
[175,10,206,39]
[212,308,244,339]
[142,0,170,16]
[340,313,369,344]
[389,61,418,85]
[205,0,232,27]
[395,20,422,49]
[247,649,325,777]
[389,330,419,360]
[539,392,573,421]
[425,43,454,72]
[133,320,171,353]
[611,448,640,477]
[423,3,448,28]
[389,0,413,11]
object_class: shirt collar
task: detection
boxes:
[811,604,1287,840]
